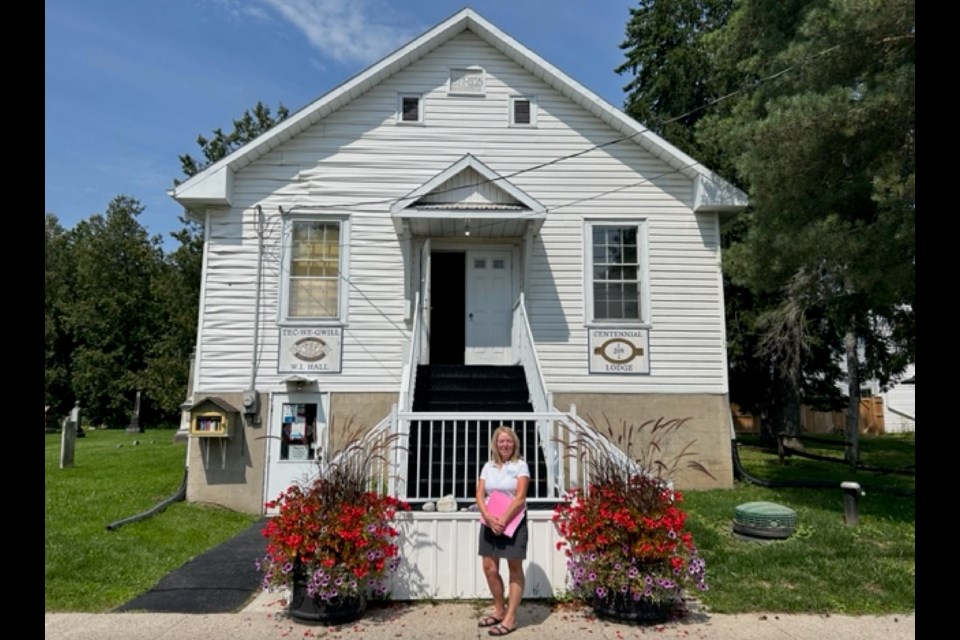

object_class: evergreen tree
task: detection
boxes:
[617,0,735,160]
[63,196,164,426]
[45,213,75,419]
[701,0,915,463]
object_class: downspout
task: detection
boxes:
[250,205,264,396]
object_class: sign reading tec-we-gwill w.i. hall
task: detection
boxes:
[278,327,343,373]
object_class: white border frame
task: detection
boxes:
[583,219,650,326]
[279,215,351,326]
[396,93,424,124]
[509,95,537,127]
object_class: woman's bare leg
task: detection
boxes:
[482,555,506,619]
[500,558,524,629]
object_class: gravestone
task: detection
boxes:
[60,404,80,468]
[126,390,144,434]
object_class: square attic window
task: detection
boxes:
[510,96,536,126]
[449,67,485,96]
[398,94,423,124]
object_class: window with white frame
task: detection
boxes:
[397,93,423,124]
[586,222,648,323]
[510,96,536,126]
[284,219,348,321]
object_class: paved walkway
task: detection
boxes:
[45,590,915,640]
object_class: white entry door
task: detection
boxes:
[465,250,513,365]
[264,392,327,513]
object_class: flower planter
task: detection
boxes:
[257,438,409,627]
[288,576,367,625]
[591,592,676,625]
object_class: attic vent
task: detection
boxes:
[733,501,797,540]
[510,96,536,126]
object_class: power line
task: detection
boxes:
[179,37,852,241]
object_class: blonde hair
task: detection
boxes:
[489,425,521,464]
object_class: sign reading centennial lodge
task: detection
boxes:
[588,328,650,375]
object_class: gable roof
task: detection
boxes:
[170,8,746,216]
[390,154,546,239]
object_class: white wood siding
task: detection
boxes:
[195,32,728,396]
[388,511,567,600]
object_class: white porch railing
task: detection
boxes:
[512,293,550,413]
[399,291,422,414]
[318,406,647,600]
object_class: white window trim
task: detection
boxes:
[583,219,650,326]
[448,67,486,96]
[279,216,350,325]
[509,95,537,127]
[396,93,423,124]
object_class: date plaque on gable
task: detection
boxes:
[588,329,650,375]
[279,327,343,374]
[449,67,485,96]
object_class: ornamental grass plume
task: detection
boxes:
[552,416,713,612]
[257,419,410,604]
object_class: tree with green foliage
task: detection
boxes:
[616,1,914,459]
[44,102,291,428]
[178,100,290,179]
[617,0,813,441]
[616,0,735,160]
[45,213,76,419]
[700,0,915,464]
[61,196,164,426]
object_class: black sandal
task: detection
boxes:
[488,623,517,636]
[478,615,503,628]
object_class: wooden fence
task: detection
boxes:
[732,397,885,435]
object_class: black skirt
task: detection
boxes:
[477,516,528,559]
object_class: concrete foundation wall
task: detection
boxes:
[185,390,733,515]
[185,392,268,514]
[553,392,734,490]
[327,393,397,454]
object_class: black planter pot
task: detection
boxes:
[288,577,367,625]
[591,592,676,625]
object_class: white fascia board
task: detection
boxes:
[693,173,749,213]
[170,166,234,215]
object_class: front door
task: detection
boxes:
[264,392,327,512]
[465,250,513,365]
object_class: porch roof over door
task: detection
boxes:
[390,154,546,239]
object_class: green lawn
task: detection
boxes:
[682,432,915,614]
[45,429,258,612]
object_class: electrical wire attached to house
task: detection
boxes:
[105,467,188,531]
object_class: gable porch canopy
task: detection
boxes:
[390,154,546,240]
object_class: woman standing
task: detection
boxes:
[476,425,530,637]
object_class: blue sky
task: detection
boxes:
[45,0,638,250]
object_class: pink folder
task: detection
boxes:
[480,491,526,537]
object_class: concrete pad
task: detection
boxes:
[46,598,915,640]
